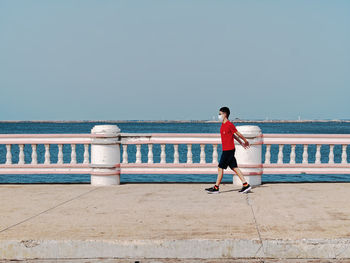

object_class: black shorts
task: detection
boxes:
[218,149,238,170]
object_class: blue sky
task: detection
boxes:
[1,0,349,121]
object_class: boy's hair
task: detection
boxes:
[219,106,230,118]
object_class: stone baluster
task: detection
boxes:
[136,144,141,163]
[18,144,25,164]
[264,144,271,164]
[329,144,334,164]
[174,144,179,164]
[302,144,308,164]
[187,144,192,164]
[212,144,218,164]
[83,144,89,164]
[200,144,205,164]
[277,144,283,164]
[31,144,37,164]
[70,144,77,164]
[341,144,347,164]
[148,144,153,164]
[122,144,128,164]
[160,144,166,163]
[44,144,50,164]
[290,144,296,164]
[58,144,63,164]
[5,144,12,164]
[315,144,321,164]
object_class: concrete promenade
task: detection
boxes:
[0,183,350,261]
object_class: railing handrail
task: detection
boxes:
[121,133,220,137]
[0,133,112,138]
[0,132,349,146]
[0,133,113,145]
[263,133,350,138]
[263,135,350,145]
[121,132,263,139]
[1,132,348,138]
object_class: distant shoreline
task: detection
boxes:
[1,120,350,123]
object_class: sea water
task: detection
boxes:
[0,121,349,183]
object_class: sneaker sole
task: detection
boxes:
[240,186,252,193]
[206,191,219,194]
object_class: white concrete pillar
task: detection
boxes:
[233,125,262,186]
[90,125,121,186]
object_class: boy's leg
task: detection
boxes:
[232,167,247,184]
[233,167,252,193]
[215,167,224,186]
[205,167,223,193]
[205,151,227,192]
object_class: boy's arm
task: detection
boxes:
[234,131,250,149]
[233,133,243,145]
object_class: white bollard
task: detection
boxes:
[90,125,121,186]
[233,125,262,186]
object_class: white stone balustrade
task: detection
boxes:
[262,134,350,175]
[0,134,93,176]
[0,125,349,186]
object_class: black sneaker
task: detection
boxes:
[239,184,251,193]
[205,185,219,194]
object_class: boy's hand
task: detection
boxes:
[242,140,250,149]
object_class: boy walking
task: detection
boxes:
[205,106,252,194]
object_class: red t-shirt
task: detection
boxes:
[220,120,238,150]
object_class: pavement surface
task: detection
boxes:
[1,259,350,263]
[0,183,350,260]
